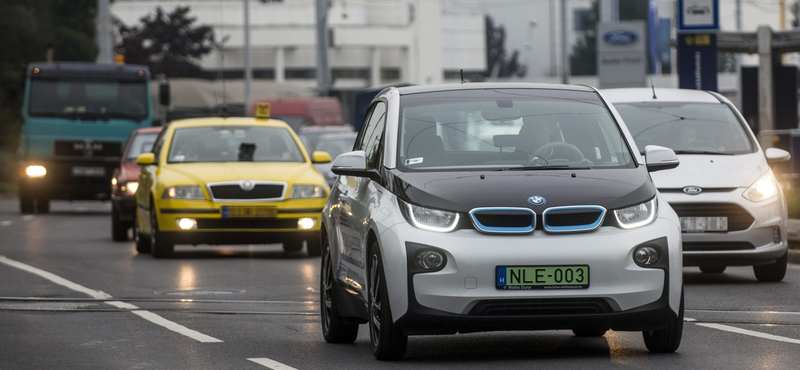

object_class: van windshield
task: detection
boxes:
[614,102,756,155]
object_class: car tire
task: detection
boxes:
[572,327,607,337]
[699,266,726,274]
[36,198,50,213]
[19,193,34,214]
[753,251,788,282]
[368,243,408,361]
[112,204,129,241]
[283,241,304,252]
[642,289,683,353]
[321,240,359,344]
[307,235,322,257]
[150,203,174,258]
[134,208,151,253]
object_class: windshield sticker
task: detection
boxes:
[405,157,424,165]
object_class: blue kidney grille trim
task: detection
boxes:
[542,206,607,233]
[469,208,536,234]
[604,30,637,45]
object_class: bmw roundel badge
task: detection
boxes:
[528,196,546,206]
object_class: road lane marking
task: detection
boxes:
[248,358,299,370]
[697,323,800,345]
[1,221,12,227]
[0,256,222,343]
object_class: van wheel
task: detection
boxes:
[699,266,726,274]
[753,251,788,282]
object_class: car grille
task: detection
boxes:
[208,183,285,200]
[683,242,755,251]
[469,298,614,316]
[670,203,754,232]
[469,208,536,233]
[542,206,606,232]
[195,218,298,229]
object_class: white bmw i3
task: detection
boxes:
[320,83,684,360]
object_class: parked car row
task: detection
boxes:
[109,83,790,361]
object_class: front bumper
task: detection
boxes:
[20,160,116,200]
[377,215,683,334]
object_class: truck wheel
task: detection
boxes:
[19,194,34,214]
[112,204,129,241]
[35,199,50,213]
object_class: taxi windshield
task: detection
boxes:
[167,126,305,163]
[397,89,635,171]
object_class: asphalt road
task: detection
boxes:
[2,198,800,369]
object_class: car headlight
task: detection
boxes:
[120,181,139,196]
[398,199,460,232]
[743,172,778,202]
[162,185,206,200]
[290,184,325,199]
[614,198,657,229]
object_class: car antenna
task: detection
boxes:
[647,59,657,100]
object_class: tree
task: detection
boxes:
[115,6,215,78]
[485,16,527,79]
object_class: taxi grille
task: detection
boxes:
[195,218,297,229]
[209,184,284,200]
[670,203,754,232]
[469,298,613,316]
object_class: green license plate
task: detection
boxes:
[496,265,589,290]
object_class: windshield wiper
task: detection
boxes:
[496,165,589,171]
[674,150,735,155]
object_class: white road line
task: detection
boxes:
[0,255,222,343]
[0,221,12,227]
[247,358,299,370]
[697,323,800,345]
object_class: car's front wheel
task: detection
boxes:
[150,203,174,258]
[753,251,788,282]
[368,243,407,361]
[642,289,683,353]
[320,240,358,343]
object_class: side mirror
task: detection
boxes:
[765,147,791,165]
[136,153,156,165]
[312,151,332,164]
[644,145,679,172]
[331,150,382,183]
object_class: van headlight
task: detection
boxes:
[743,172,778,202]
[398,199,459,232]
[162,185,206,200]
[614,198,657,229]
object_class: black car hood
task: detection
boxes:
[387,168,656,213]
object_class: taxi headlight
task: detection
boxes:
[614,198,657,229]
[399,199,460,232]
[25,165,47,178]
[162,185,206,200]
[290,185,325,199]
[743,172,778,202]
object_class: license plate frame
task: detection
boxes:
[680,216,728,232]
[496,265,590,290]
[222,205,277,218]
[72,166,105,177]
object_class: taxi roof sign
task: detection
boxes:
[255,102,271,120]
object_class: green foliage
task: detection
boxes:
[485,16,526,78]
[115,6,215,78]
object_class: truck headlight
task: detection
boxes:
[743,172,778,202]
[290,185,325,199]
[162,185,206,200]
[614,198,657,229]
[25,165,47,178]
[398,199,460,232]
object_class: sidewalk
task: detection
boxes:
[787,219,800,264]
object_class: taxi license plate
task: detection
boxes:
[680,217,727,232]
[222,206,277,218]
[72,166,105,177]
[496,265,589,290]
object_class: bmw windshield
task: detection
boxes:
[397,89,635,171]
[613,102,756,155]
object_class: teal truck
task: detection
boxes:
[18,62,153,213]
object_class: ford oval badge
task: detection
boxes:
[682,186,702,195]
[528,196,546,206]
[604,30,637,45]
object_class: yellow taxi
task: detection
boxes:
[134,114,332,258]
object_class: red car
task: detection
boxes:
[111,126,163,241]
